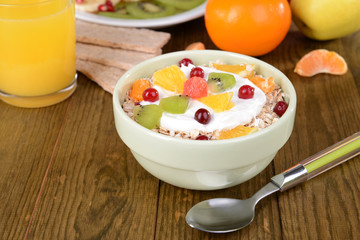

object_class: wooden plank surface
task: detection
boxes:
[0,18,359,240]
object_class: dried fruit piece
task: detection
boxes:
[133,104,163,130]
[129,79,152,101]
[238,85,255,99]
[190,67,205,78]
[153,65,187,93]
[207,72,236,93]
[185,42,206,50]
[142,87,159,102]
[178,58,193,67]
[211,63,255,79]
[198,92,234,113]
[294,49,348,77]
[274,101,288,117]
[159,95,190,114]
[219,125,258,140]
[250,75,275,93]
[196,135,209,140]
[194,108,211,124]
[183,76,208,99]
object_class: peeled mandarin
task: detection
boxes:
[219,125,258,140]
[294,49,348,77]
[198,92,234,113]
[129,79,152,101]
[211,63,255,79]
[250,75,275,93]
[153,65,187,93]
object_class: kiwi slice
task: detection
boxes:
[98,11,138,19]
[126,2,176,19]
[98,3,138,19]
[156,0,205,11]
[207,72,236,93]
[159,95,190,114]
[133,104,163,130]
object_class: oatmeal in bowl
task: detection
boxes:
[113,50,296,190]
[122,58,287,140]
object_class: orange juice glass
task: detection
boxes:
[0,0,76,108]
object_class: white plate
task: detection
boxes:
[75,1,207,29]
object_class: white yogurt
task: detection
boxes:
[141,64,266,132]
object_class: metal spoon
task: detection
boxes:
[186,132,360,233]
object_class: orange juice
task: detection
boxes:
[0,0,76,108]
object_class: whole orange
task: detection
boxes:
[205,0,291,56]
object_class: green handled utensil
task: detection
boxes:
[186,132,360,233]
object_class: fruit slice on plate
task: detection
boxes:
[219,125,258,140]
[98,3,137,19]
[207,72,236,93]
[159,95,190,114]
[76,0,120,13]
[294,49,348,77]
[156,0,205,10]
[250,75,275,93]
[129,79,152,102]
[125,2,176,19]
[153,65,187,93]
[211,63,255,79]
[198,92,234,113]
[133,104,163,130]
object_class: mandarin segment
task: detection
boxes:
[226,101,235,111]
[211,63,255,79]
[129,79,152,101]
[153,65,187,93]
[198,92,234,113]
[294,49,348,77]
[219,125,258,140]
[250,75,275,93]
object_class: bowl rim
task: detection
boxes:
[113,50,297,145]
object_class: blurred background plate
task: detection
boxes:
[75,1,207,29]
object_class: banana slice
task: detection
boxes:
[75,0,121,13]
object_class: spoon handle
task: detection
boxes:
[271,132,360,191]
[301,132,360,179]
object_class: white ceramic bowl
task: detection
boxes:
[113,50,296,190]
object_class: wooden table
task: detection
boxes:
[1,18,360,240]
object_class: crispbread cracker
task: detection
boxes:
[76,43,158,70]
[76,20,171,54]
[76,59,125,94]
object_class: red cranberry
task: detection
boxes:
[196,135,209,140]
[178,58,193,67]
[105,0,113,5]
[107,4,114,11]
[142,88,159,102]
[238,85,255,99]
[190,67,204,78]
[98,3,114,12]
[194,108,211,124]
[274,101,288,117]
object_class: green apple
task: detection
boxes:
[291,0,360,40]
